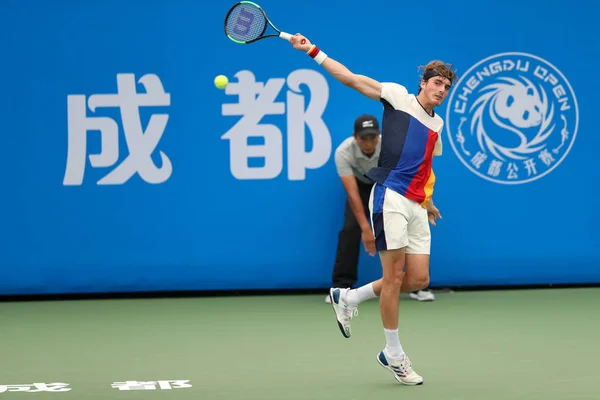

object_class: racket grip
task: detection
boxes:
[279,32,292,42]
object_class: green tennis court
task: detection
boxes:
[2,287,599,399]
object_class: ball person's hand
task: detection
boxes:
[361,228,376,256]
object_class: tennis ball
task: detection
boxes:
[214,75,228,89]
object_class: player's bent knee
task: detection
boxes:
[410,275,429,291]
[404,253,430,290]
[403,268,429,291]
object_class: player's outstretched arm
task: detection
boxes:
[290,33,381,101]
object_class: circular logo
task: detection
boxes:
[445,52,579,184]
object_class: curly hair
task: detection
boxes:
[417,60,458,93]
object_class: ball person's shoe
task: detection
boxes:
[409,290,435,302]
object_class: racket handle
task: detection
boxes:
[279,32,306,45]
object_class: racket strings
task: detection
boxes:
[225,4,267,42]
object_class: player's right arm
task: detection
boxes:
[290,34,382,101]
[321,57,382,101]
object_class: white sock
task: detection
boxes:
[346,283,377,307]
[384,328,404,359]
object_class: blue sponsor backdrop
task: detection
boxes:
[0,0,598,295]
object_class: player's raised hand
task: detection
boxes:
[290,33,311,51]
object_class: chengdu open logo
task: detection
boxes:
[445,52,579,184]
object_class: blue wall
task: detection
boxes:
[1,0,598,295]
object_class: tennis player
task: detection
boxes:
[289,33,457,385]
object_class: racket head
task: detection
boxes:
[224,1,271,44]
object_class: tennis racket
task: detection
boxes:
[224,1,305,45]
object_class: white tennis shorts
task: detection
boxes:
[368,183,431,254]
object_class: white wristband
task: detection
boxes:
[307,45,328,65]
[314,50,328,65]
